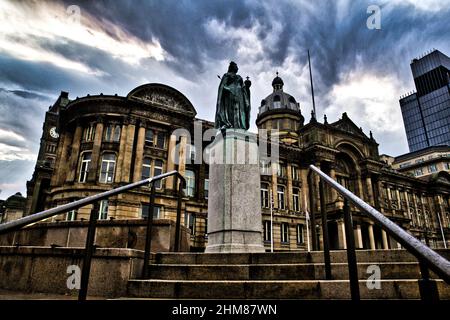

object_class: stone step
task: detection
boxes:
[145,262,429,280]
[150,249,450,265]
[127,279,450,299]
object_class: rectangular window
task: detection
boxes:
[281,223,289,243]
[291,166,299,180]
[145,129,154,145]
[184,211,196,235]
[277,163,286,177]
[184,170,196,197]
[186,145,196,164]
[153,159,163,189]
[260,159,271,175]
[263,220,271,242]
[99,153,116,183]
[296,224,304,244]
[142,158,152,180]
[79,152,91,183]
[113,125,121,142]
[156,132,165,149]
[141,204,161,219]
[66,210,77,221]
[277,186,285,209]
[204,179,209,199]
[99,200,108,220]
[83,124,95,142]
[104,125,113,141]
[293,188,300,212]
[429,164,437,173]
[261,183,269,208]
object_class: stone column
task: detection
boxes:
[165,133,178,190]
[121,119,136,183]
[337,220,347,249]
[52,130,72,186]
[396,189,402,211]
[356,173,364,198]
[405,190,411,219]
[133,124,146,182]
[65,125,83,182]
[287,163,293,210]
[329,164,338,202]
[114,122,128,183]
[355,223,363,249]
[368,223,376,250]
[365,175,374,205]
[88,121,104,182]
[411,193,418,226]
[178,135,187,177]
[381,230,389,249]
[271,162,278,209]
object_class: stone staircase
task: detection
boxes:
[127,249,450,299]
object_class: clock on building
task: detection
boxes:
[49,127,59,139]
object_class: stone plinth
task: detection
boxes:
[205,129,265,253]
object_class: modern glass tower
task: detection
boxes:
[399,49,450,152]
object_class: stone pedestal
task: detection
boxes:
[205,129,265,253]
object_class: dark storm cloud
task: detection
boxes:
[62,0,450,94]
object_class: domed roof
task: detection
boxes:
[272,75,284,88]
[259,73,301,116]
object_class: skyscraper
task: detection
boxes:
[399,49,450,152]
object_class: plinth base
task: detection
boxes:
[205,130,265,253]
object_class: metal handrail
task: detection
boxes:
[309,164,450,284]
[0,170,185,301]
[0,170,185,235]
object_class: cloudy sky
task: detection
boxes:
[0,0,449,199]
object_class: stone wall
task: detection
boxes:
[0,219,190,252]
[0,246,143,298]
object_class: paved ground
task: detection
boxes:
[0,289,105,300]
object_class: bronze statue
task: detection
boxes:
[215,61,251,131]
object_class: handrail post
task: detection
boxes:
[78,201,100,301]
[307,170,318,250]
[319,178,332,279]
[343,199,360,301]
[418,259,439,301]
[142,184,156,279]
[174,176,184,252]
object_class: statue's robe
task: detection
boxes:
[215,72,250,130]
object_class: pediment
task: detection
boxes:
[127,83,197,116]
[331,113,368,139]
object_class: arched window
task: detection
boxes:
[273,95,281,109]
[99,153,116,183]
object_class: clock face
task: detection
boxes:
[49,127,59,139]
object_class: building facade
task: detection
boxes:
[399,49,450,152]
[388,145,450,178]
[24,76,450,251]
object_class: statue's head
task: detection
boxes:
[228,61,238,73]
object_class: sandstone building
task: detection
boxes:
[24,76,450,251]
